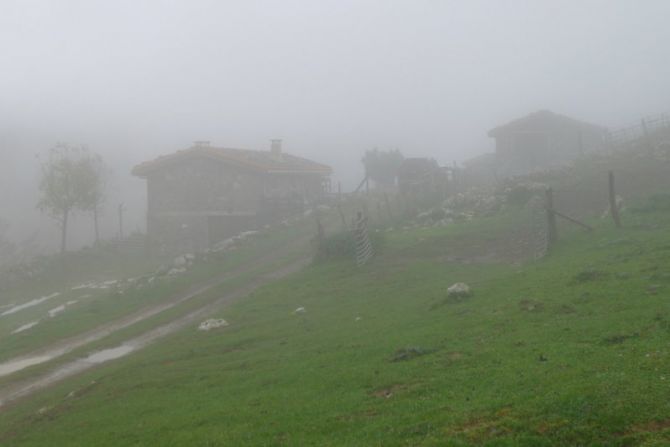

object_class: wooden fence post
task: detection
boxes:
[384,192,394,221]
[545,188,558,247]
[608,171,621,228]
[641,118,653,156]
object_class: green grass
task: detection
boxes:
[2,208,670,445]
[0,215,316,362]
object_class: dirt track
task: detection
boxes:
[0,239,312,408]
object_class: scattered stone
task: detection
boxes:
[556,304,576,314]
[198,318,229,331]
[648,284,661,295]
[519,299,544,313]
[390,346,434,362]
[447,283,472,299]
[294,307,306,315]
[168,267,187,276]
[573,268,608,283]
[602,333,639,345]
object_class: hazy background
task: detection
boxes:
[2,0,669,253]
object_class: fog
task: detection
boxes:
[2,0,670,252]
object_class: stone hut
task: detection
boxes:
[132,140,331,253]
[488,110,606,177]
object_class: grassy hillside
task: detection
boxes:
[1,200,670,445]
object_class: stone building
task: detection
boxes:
[132,140,331,253]
[488,110,606,177]
[397,158,449,196]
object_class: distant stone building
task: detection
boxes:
[397,158,448,196]
[132,141,331,253]
[487,110,606,177]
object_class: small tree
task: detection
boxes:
[37,144,104,253]
[77,151,107,244]
[362,148,404,189]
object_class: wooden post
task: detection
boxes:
[383,192,393,220]
[118,203,125,239]
[641,118,653,156]
[608,171,621,228]
[336,203,347,230]
[315,214,325,259]
[93,206,100,244]
[545,188,558,247]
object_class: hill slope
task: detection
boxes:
[1,204,670,446]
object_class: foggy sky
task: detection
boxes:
[2,0,670,250]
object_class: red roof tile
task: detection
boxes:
[132,145,332,178]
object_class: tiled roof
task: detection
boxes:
[132,145,332,177]
[488,110,606,138]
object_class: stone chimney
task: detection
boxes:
[270,139,282,156]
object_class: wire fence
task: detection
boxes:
[606,112,670,149]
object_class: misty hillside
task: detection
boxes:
[3,1,670,446]
[2,191,670,445]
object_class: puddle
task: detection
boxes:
[48,300,78,318]
[11,321,40,334]
[48,305,66,318]
[0,355,53,376]
[84,345,134,364]
[0,344,133,379]
[72,280,118,291]
[1,293,61,317]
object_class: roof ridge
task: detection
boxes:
[132,145,331,178]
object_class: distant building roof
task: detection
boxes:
[488,110,606,138]
[132,144,332,178]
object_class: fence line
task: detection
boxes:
[606,112,670,148]
[353,212,373,266]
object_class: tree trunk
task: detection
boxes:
[61,208,69,254]
[93,207,99,244]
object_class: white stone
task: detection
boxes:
[198,318,229,331]
[447,282,472,298]
[294,307,306,314]
[168,267,187,276]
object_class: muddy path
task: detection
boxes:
[0,235,312,379]
[0,256,310,408]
